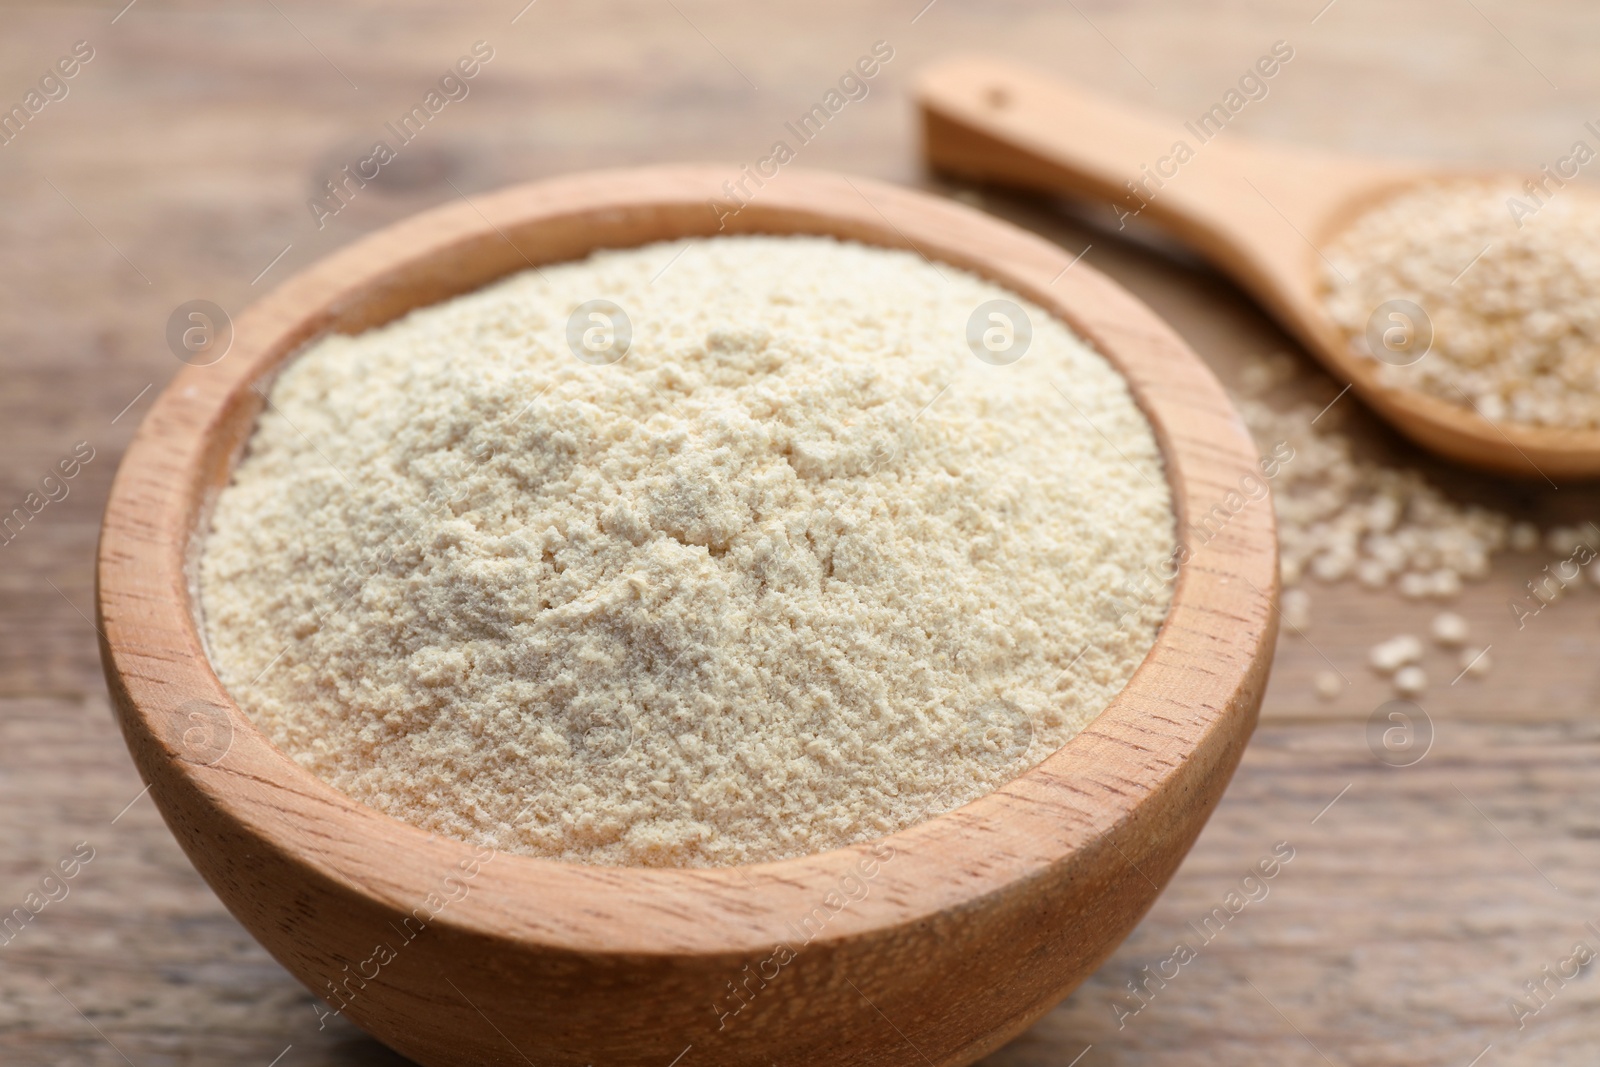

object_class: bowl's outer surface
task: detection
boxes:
[96,165,1277,1067]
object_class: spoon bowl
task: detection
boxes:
[917,54,1598,481]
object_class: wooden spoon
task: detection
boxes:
[916,54,1592,482]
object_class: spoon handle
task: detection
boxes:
[914,55,1410,330]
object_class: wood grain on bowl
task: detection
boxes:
[95,166,1277,1067]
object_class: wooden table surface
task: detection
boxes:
[3,2,1598,1064]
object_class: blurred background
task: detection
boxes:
[3,1,1599,1064]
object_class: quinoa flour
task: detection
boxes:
[199,235,1174,867]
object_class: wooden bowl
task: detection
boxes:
[96,166,1277,1067]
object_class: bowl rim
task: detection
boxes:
[96,164,1277,959]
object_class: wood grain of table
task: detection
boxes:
[2,2,1597,1064]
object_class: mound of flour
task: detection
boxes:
[200,235,1173,867]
